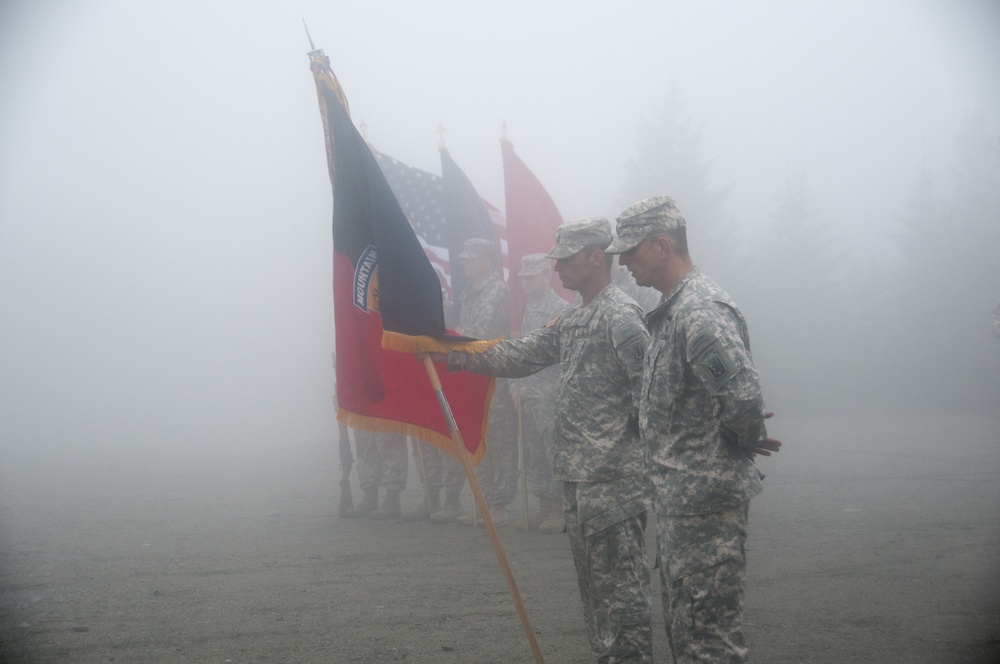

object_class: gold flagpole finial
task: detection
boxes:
[437,122,447,151]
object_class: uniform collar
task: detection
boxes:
[646,267,699,323]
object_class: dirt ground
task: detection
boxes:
[1,413,998,663]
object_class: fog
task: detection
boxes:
[2,2,999,661]
[1,0,998,449]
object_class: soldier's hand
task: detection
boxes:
[749,437,782,458]
[748,411,782,458]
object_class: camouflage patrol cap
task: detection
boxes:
[607,195,686,253]
[517,253,551,276]
[545,217,613,259]
[458,237,496,260]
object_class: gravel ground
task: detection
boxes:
[1,413,998,663]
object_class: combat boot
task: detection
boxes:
[402,489,440,522]
[485,505,509,528]
[343,487,378,518]
[537,497,565,534]
[455,508,478,526]
[369,489,402,520]
[430,492,461,524]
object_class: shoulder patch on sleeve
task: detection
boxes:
[628,339,645,364]
[611,317,648,347]
[612,317,648,367]
[691,337,739,393]
[689,331,715,357]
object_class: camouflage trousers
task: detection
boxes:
[409,438,464,495]
[411,403,518,506]
[657,502,750,664]
[353,431,408,493]
[565,479,653,663]
[520,395,561,502]
[474,399,519,508]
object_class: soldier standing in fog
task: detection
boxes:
[343,430,409,520]
[610,195,781,664]
[514,253,570,533]
[434,219,653,662]
[432,238,518,527]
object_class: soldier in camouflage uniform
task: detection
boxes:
[402,438,446,521]
[439,219,653,663]
[610,195,780,664]
[436,238,519,527]
[515,253,571,533]
[343,430,409,520]
[403,288,458,522]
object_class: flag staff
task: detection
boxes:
[435,121,478,528]
[309,42,541,660]
[420,356,545,664]
[506,120,531,532]
[516,383,530,531]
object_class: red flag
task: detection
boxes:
[310,50,494,461]
[501,138,572,331]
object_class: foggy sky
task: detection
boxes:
[1,0,998,454]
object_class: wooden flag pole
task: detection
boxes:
[413,438,434,518]
[515,382,530,530]
[421,356,545,664]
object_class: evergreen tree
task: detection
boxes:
[892,113,1000,411]
[616,84,739,286]
[744,174,846,411]
[947,112,1000,310]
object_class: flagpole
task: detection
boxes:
[515,381,530,530]
[420,356,545,664]
[413,438,434,518]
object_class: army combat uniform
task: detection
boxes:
[608,195,769,664]
[517,271,570,525]
[452,282,653,662]
[643,268,765,664]
[345,430,409,519]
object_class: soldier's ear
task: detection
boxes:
[588,247,603,266]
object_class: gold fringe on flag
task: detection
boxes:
[337,389,493,467]
[380,331,503,355]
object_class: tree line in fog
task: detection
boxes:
[616,88,1000,415]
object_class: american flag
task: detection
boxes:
[374,150,508,300]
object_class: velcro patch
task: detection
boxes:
[692,337,738,393]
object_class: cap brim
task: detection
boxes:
[545,244,580,259]
[606,236,643,254]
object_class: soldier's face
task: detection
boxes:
[462,255,492,282]
[554,248,596,292]
[618,237,657,287]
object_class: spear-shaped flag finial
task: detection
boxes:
[303,19,318,54]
